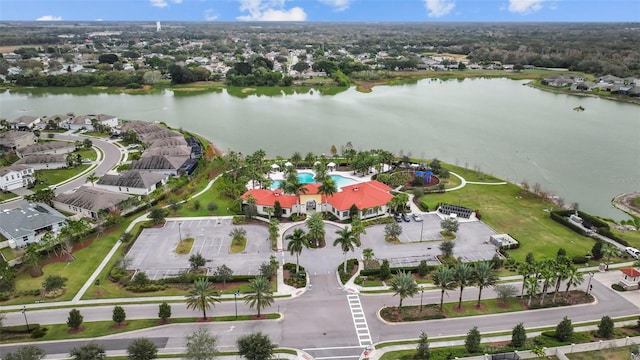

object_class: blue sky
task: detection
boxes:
[1,0,638,22]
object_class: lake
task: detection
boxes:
[1,78,638,220]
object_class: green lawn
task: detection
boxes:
[0,192,18,201]
[610,226,640,249]
[35,165,90,186]
[567,346,637,360]
[82,131,109,138]
[74,148,98,161]
[8,226,124,305]
[1,246,17,261]
[444,163,504,183]
[173,178,236,217]
[419,183,594,262]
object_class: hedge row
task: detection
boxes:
[550,210,629,246]
[1,324,41,334]
[360,264,439,277]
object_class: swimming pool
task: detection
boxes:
[270,173,357,190]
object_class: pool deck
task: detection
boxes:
[267,169,373,184]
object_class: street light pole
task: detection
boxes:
[234,290,240,319]
[586,272,594,295]
[178,222,182,241]
[420,286,424,312]
[21,306,30,331]
[420,220,424,241]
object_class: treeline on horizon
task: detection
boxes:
[1,22,638,84]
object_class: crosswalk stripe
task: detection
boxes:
[345,294,372,347]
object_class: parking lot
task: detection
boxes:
[126,218,272,279]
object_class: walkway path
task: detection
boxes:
[446,171,507,192]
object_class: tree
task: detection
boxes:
[440,218,459,234]
[390,271,419,310]
[379,259,391,280]
[230,227,247,247]
[184,327,218,360]
[0,259,16,292]
[24,188,55,206]
[317,177,338,213]
[432,266,456,310]
[384,222,402,240]
[350,215,366,241]
[517,262,536,297]
[244,276,274,318]
[555,316,573,342]
[113,305,126,325]
[210,265,232,288]
[525,276,540,307]
[83,138,93,148]
[495,284,518,304]
[189,253,206,271]
[3,345,46,360]
[363,248,375,262]
[454,262,474,309]
[43,274,67,292]
[127,338,158,360]
[67,308,84,331]
[474,261,498,307]
[149,207,167,224]
[591,240,604,260]
[417,260,429,277]
[333,226,361,273]
[439,240,455,258]
[22,245,42,276]
[85,172,99,187]
[305,212,325,247]
[186,277,220,320]
[511,323,527,348]
[158,302,171,323]
[286,228,309,273]
[236,332,276,360]
[414,331,430,360]
[597,315,614,338]
[601,243,619,270]
[268,217,279,246]
[465,326,481,354]
[70,342,106,360]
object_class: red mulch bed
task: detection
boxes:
[112,323,128,329]
[473,304,487,311]
[68,326,85,334]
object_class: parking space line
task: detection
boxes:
[217,237,224,254]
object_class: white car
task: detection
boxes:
[625,247,640,259]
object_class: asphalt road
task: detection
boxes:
[2,273,637,360]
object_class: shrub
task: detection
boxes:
[511,323,527,348]
[555,316,573,342]
[379,259,391,280]
[1,324,41,334]
[611,283,624,291]
[30,328,46,338]
[43,275,67,292]
[571,256,589,264]
[417,260,429,277]
[597,315,614,338]
[465,326,481,353]
[207,202,218,212]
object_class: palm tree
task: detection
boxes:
[474,261,498,307]
[350,216,366,242]
[552,258,570,303]
[390,271,419,310]
[185,278,220,320]
[244,276,274,318]
[362,248,375,262]
[525,276,540,307]
[290,152,302,168]
[517,262,536,297]
[538,259,556,305]
[454,262,474,309]
[313,162,327,182]
[305,212,325,247]
[602,243,620,270]
[432,266,456,310]
[285,228,309,273]
[317,177,338,214]
[564,267,584,299]
[333,226,361,273]
[85,172,99,187]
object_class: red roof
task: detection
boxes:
[621,268,640,277]
[327,180,393,211]
[241,189,297,208]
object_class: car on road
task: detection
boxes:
[625,247,640,259]
[394,213,403,222]
[402,213,411,222]
[412,213,423,222]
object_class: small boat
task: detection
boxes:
[573,106,585,112]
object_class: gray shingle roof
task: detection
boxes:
[97,170,167,189]
[0,164,32,177]
[54,186,130,212]
[142,146,191,158]
[14,154,66,165]
[17,141,75,155]
[0,202,66,240]
[148,137,188,148]
[130,155,186,171]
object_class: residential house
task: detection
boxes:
[147,137,188,148]
[10,116,41,131]
[16,141,76,158]
[541,75,573,87]
[130,155,187,176]
[65,114,118,131]
[53,186,131,219]
[0,202,66,248]
[0,131,35,151]
[96,170,168,195]
[185,137,203,158]
[138,129,183,145]
[241,180,393,221]
[597,75,623,84]
[45,114,75,130]
[141,146,192,158]
[0,164,35,191]
[14,154,67,170]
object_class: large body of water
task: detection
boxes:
[1,78,638,220]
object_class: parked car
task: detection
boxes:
[402,213,411,222]
[625,247,640,259]
[412,213,423,222]
[394,213,403,222]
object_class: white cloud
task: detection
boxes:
[171,0,183,3]
[150,0,168,8]
[319,0,352,12]
[423,0,455,17]
[237,0,307,21]
[508,0,546,14]
[36,15,62,21]
[204,8,218,21]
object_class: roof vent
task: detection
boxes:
[353,187,359,192]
